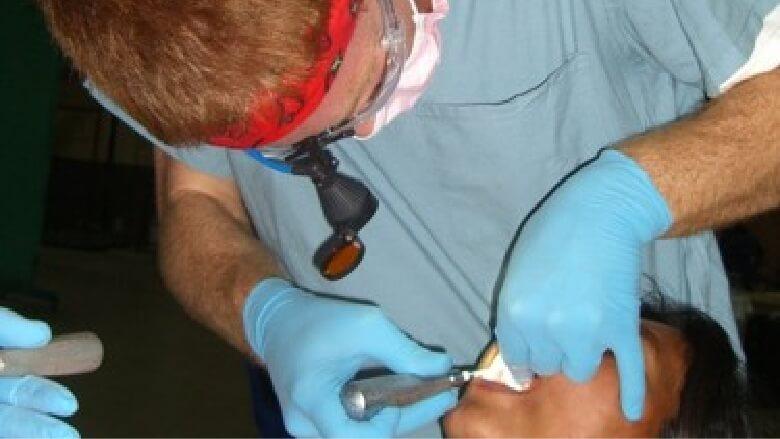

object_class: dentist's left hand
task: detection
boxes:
[0,308,79,438]
[494,150,671,422]
[243,278,457,438]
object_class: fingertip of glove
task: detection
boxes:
[25,321,53,348]
[48,423,80,439]
[426,388,458,414]
[445,388,459,409]
[623,400,644,422]
[0,308,52,348]
[619,377,646,422]
[25,377,79,417]
[54,395,79,418]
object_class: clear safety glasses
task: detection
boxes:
[279,0,407,280]
[328,0,407,136]
[260,0,406,158]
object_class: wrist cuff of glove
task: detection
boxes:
[242,277,302,357]
[598,149,673,240]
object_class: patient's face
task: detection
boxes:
[444,321,689,438]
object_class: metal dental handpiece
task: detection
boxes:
[341,365,534,422]
[340,370,473,421]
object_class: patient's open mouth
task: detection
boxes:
[474,346,534,392]
[472,376,534,394]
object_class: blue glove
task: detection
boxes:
[0,308,79,438]
[495,149,671,421]
[243,278,456,437]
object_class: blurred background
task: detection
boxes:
[1,1,256,436]
[1,0,779,436]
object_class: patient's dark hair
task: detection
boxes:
[640,292,749,438]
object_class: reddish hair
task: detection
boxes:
[37,0,329,145]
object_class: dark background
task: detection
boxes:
[1,0,255,436]
[1,0,779,436]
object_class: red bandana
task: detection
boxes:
[210,0,359,148]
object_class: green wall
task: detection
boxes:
[0,0,61,290]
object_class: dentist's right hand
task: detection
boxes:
[0,307,79,438]
[243,278,456,438]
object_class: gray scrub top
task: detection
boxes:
[90,0,779,436]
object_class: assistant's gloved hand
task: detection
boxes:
[495,149,672,421]
[0,308,79,438]
[243,278,456,438]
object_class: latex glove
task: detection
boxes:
[0,308,79,438]
[495,149,671,421]
[243,278,456,438]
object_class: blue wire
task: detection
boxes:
[245,150,293,174]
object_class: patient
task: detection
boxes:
[444,294,748,438]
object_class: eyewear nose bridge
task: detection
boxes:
[327,0,406,139]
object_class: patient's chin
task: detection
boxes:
[443,403,502,438]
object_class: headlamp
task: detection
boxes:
[285,130,378,280]
[238,0,407,280]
